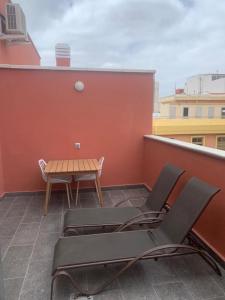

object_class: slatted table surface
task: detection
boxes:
[45,159,100,175]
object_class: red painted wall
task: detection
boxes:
[0,0,8,12]
[143,136,225,261]
[0,145,4,197]
[56,57,70,67]
[0,67,153,193]
[0,41,40,65]
[0,0,40,65]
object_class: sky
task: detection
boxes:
[16,0,225,96]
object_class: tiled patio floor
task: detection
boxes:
[0,188,225,300]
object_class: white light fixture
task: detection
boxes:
[74,81,84,92]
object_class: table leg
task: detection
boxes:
[96,175,104,207]
[44,181,51,215]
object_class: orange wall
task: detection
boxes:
[0,0,8,12]
[0,0,40,65]
[0,145,4,197]
[0,41,40,65]
[56,57,70,67]
[143,137,225,261]
[0,67,153,193]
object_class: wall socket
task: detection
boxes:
[74,142,81,149]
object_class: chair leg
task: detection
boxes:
[65,184,71,208]
[69,184,73,202]
[96,176,104,207]
[75,181,80,206]
[95,179,101,206]
[44,181,51,215]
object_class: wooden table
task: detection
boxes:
[44,159,104,215]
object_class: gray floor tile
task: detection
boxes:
[29,195,43,208]
[20,259,52,300]
[5,206,27,218]
[210,270,225,295]
[183,274,224,300]
[12,223,40,246]
[4,277,23,300]
[47,197,64,215]
[40,214,62,233]
[141,258,179,285]
[209,298,225,300]
[153,282,193,300]
[80,193,100,208]
[22,208,43,223]
[0,209,7,218]
[0,197,14,210]
[118,263,159,300]
[31,232,59,261]
[3,246,32,279]
[0,216,22,237]
[0,236,12,257]
[1,189,224,300]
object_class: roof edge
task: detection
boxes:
[0,64,156,74]
[144,135,225,160]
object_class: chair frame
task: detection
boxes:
[75,157,104,206]
[50,177,221,299]
[51,232,221,299]
[64,163,185,235]
[38,159,73,213]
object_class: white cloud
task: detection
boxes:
[17,0,225,95]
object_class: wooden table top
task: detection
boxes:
[45,159,100,175]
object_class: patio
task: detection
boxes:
[1,188,225,300]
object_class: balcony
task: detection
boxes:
[0,65,225,300]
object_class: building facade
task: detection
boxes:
[155,75,225,150]
[160,94,225,119]
[0,0,40,65]
[184,74,225,95]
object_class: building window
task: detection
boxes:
[195,106,202,118]
[191,136,204,146]
[217,136,225,150]
[221,107,225,119]
[208,107,214,118]
[169,106,176,119]
[183,107,189,118]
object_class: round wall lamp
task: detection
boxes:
[74,80,85,92]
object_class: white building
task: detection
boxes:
[153,81,160,113]
[184,74,225,95]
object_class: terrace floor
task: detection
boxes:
[0,187,225,300]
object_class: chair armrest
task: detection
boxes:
[114,211,165,232]
[113,195,149,207]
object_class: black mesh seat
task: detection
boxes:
[64,207,140,227]
[51,177,221,299]
[53,230,154,271]
[63,164,185,234]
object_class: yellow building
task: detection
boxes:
[155,94,225,150]
[160,94,225,119]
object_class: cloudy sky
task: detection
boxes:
[16,0,225,95]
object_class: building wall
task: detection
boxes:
[160,134,218,148]
[0,145,4,197]
[184,74,225,95]
[0,67,153,193]
[153,81,159,113]
[0,0,40,65]
[0,42,40,65]
[143,136,225,261]
[160,101,225,119]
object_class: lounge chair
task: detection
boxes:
[51,177,221,299]
[63,163,185,235]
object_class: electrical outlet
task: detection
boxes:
[74,142,80,149]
